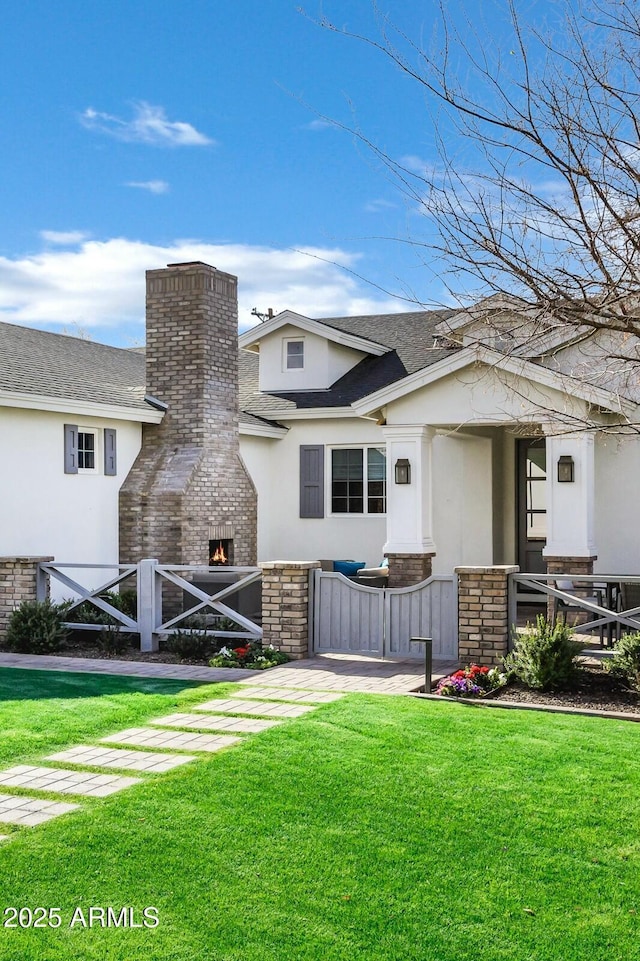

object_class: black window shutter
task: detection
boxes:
[64,424,78,474]
[300,445,324,518]
[104,428,117,476]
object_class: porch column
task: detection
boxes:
[543,430,597,575]
[383,426,436,588]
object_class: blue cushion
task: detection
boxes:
[333,560,366,576]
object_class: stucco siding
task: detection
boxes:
[0,406,141,565]
[241,418,386,566]
[594,433,640,572]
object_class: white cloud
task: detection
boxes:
[0,237,401,343]
[364,198,397,214]
[80,102,213,147]
[40,230,89,246]
[125,180,170,194]
[301,119,337,131]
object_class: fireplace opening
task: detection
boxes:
[209,539,233,566]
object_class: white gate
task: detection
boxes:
[312,571,457,659]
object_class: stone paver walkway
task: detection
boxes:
[238,687,346,704]
[0,651,458,693]
[101,727,242,753]
[0,766,141,798]
[46,746,198,773]
[0,650,458,840]
[150,712,281,734]
[194,698,316,718]
[0,794,79,827]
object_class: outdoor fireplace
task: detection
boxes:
[209,539,233,566]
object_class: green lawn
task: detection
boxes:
[0,668,639,960]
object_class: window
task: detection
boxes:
[64,424,117,475]
[331,447,386,514]
[77,431,96,471]
[285,339,304,370]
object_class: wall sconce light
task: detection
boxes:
[394,458,411,485]
[557,455,575,483]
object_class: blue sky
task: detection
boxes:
[0,0,554,345]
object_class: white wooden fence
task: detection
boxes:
[37,559,262,652]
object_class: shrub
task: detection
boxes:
[64,589,137,625]
[504,615,583,691]
[606,632,640,692]
[97,623,133,656]
[165,619,212,661]
[210,640,289,670]
[5,599,69,654]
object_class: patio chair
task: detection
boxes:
[617,582,640,638]
[553,578,603,640]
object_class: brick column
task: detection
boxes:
[0,557,53,639]
[385,553,435,588]
[259,561,320,660]
[455,565,518,667]
[545,555,597,623]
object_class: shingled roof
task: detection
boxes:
[0,320,150,411]
[1,307,460,426]
[239,308,460,420]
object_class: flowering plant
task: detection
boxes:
[209,639,290,670]
[436,664,507,698]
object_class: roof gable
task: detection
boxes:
[239,310,388,357]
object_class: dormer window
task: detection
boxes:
[285,339,304,370]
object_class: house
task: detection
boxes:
[2,260,640,594]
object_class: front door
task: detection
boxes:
[517,438,547,573]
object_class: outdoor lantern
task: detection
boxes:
[557,455,575,483]
[394,458,411,485]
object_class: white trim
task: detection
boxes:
[239,421,287,438]
[252,406,359,421]
[283,336,305,371]
[0,390,165,423]
[351,345,637,418]
[76,428,99,474]
[239,309,387,357]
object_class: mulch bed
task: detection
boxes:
[488,664,640,715]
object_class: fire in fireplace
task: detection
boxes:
[209,539,232,566]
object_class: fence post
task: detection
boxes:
[138,558,159,652]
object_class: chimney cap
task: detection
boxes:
[165,261,215,269]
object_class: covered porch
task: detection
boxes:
[353,346,632,589]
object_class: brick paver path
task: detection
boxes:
[46,746,198,773]
[0,651,438,840]
[238,687,346,704]
[150,712,282,734]
[194,698,316,718]
[101,727,242,753]
[0,794,79,827]
[0,766,141,798]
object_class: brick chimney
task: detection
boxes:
[119,262,257,565]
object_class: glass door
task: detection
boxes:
[517,438,547,572]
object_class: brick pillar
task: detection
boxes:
[0,557,52,639]
[545,555,597,623]
[455,565,518,667]
[385,553,434,588]
[259,561,320,660]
